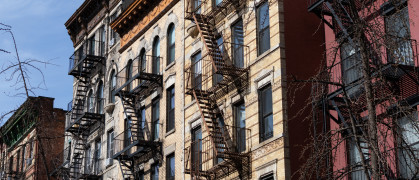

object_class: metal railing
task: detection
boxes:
[186,0,240,18]
[185,125,251,173]
[82,157,103,177]
[112,122,163,158]
[67,98,105,128]
[325,38,418,94]
[115,55,163,94]
[185,41,250,94]
[69,39,105,74]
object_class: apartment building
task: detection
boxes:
[0,96,66,180]
[56,0,325,179]
[308,0,419,179]
[183,0,324,179]
[50,0,123,179]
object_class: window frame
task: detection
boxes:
[166,153,175,180]
[259,84,273,142]
[110,69,116,103]
[191,51,202,90]
[152,36,161,74]
[151,163,159,180]
[167,23,176,65]
[256,0,271,55]
[166,86,175,132]
[152,98,160,140]
[234,101,246,153]
[107,129,115,159]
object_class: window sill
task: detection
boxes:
[250,44,281,67]
[165,61,176,71]
[165,129,175,137]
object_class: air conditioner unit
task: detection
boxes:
[105,158,113,167]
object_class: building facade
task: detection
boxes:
[0,96,66,180]
[57,0,325,179]
[308,0,419,179]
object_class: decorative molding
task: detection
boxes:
[252,135,284,159]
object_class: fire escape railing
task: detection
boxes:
[184,125,251,178]
[114,55,163,98]
[185,41,250,99]
[69,39,105,77]
[65,98,105,133]
[79,157,104,178]
[112,122,163,160]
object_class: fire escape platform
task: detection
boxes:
[112,140,161,161]
[114,72,163,98]
[65,112,104,133]
[68,55,105,77]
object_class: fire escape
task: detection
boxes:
[111,54,163,179]
[51,39,105,180]
[184,0,251,179]
[308,0,419,179]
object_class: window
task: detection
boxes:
[193,0,201,14]
[99,26,105,56]
[125,118,132,147]
[167,86,175,132]
[88,35,96,56]
[94,139,101,173]
[9,155,13,173]
[152,98,160,140]
[215,117,225,164]
[110,69,116,103]
[152,37,161,74]
[191,127,202,171]
[166,154,175,180]
[234,102,246,152]
[151,163,159,180]
[109,13,119,46]
[137,170,145,180]
[140,48,147,73]
[341,42,361,85]
[97,81,104,114]
[232,19,244,68]
[167,24,175,65]
[28,139,34,166]
[214,0,222,7]
[87,90,94,113]
[21,145,26,171]
[348,139,368,180]
[16,150,20,173]
[398,112,419,179]
[259,85,273,142]
[139,107,146,140]
[386,7,413,65]
[107,130,114,158]
[127,60,133,91]
[260,173,274,180]
[213,37,223,86]
[85,146,92,173]
[257,1,270,55]
[192,52,202,89]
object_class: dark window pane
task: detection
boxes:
[232,20,244,68]
[257,2,270,55]
[192,52,202,89]
[166,154,175,180]
[152,99,160,140]
[167,24,175,64]
[153,37,160,74]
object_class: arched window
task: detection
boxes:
[152,37,160,74]
[87,90,94,113]
[97,81,104,114]
[127,60,133,91]
[167,24,175,65]
[110,70,116,103]
[140,48,146,73]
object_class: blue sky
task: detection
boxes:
[0,0,84,124]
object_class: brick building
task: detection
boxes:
[308,0,419,179]
[0,96,66,180]
[56,0,325,179]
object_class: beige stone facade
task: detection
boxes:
[183,0,285,179]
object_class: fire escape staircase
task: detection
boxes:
[112,57,163,179]
[309,0,419,179]
[185,1,250,178]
